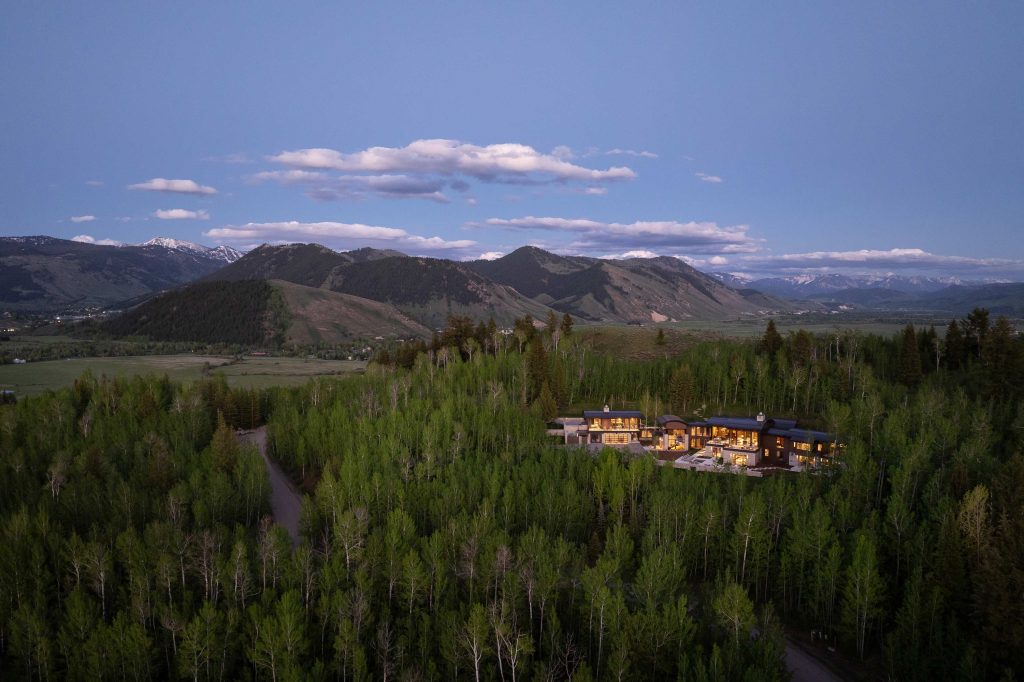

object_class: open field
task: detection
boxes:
[572,314,958,360]
[0,354,366,396]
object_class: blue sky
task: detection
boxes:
[2,2,1022,278]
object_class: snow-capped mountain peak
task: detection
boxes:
[141,237,209,253]
[208,244,243,263]
[140,237,242,263]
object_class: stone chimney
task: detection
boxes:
[756,411,766,423]
[603,404,610,412]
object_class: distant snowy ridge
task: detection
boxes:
[141,237,243,263]
[711,271,978,297]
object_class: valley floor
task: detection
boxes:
[0,354,366,396]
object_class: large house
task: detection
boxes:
[583,406,645,445]
[559,408,839,468]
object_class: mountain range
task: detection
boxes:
[0,236,241,312]
[712,272,1024,316]
[204,243,794,327]
[713,272,973,298]
[3,236,1021,343]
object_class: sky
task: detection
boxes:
[2,2,1022,279]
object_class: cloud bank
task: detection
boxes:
[251,171,449,203]
[128,178,218,195]
[478,216,760,254]
[269,139,636,184]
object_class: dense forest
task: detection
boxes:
[101,280,290,345]
[0,310,1022,680]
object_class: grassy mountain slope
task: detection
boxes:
[274,280,431,342]
[470,246,794,322]
[0,236,231,312]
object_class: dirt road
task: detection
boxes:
[238,426,302,545]
[785,639,844,682]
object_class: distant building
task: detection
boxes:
[554,406,840,469]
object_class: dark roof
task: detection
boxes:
[707,416,766,431]
[771,418,798,430]
[656,414,687,426]
[584,410,644,419]
[786,429,834,443]
[766,427,834,442]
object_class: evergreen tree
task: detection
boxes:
[559,312,574,337]
[944,319,965,371]
[761,319,783,358]
[899,324,922,387]
[669,364,695,415]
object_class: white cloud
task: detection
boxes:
[477,216,761,254]
[598,249,659,260]
[582,187,608,196]
[269,139,636,184]
[250,170,449,203]
[70,215,96,223]
[204,221,476,254]
[128,178,217,195]
[153,209,210,220]
[71,234,122,246]
[476,251,505,261]
[605,148,658,159]
[551,145,575,160]
[85,180,104,187]
[709,255,729,266]
[695,172,723,183]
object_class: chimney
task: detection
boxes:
[756,411,765,423]
[603,404,610,412]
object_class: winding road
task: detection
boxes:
[238,426,302,545]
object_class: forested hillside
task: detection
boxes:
[0,311,1022,680]
[102,280,289,345]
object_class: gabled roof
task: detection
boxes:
[656,414,688,426]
